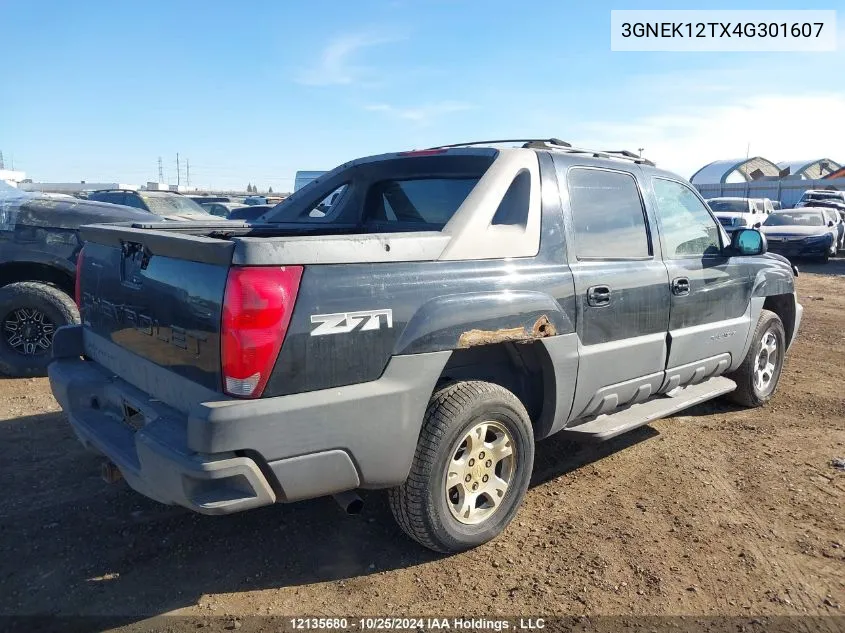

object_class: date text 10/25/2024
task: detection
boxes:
[290,618,547,631]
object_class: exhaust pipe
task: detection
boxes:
[101,461,123,484]
[333,490,363,515]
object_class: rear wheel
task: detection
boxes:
[0,282,79,377]
[725,309,786,407]
[389,381,534,553]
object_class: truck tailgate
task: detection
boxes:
[78,226,234,392]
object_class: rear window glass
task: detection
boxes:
[140,194,209,216]
[264,153,495,228]
[707,199,748,212]
[364,178,477,227]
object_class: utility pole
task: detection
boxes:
[157,157,163,182]
[0,151,4,170]
[186,159,190,187]
[176,153,181,187]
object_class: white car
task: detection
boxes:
[796,189,845,207]
[706,197,773,232]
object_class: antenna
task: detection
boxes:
[744,142,751,196]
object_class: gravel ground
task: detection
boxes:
[0,263,842,630]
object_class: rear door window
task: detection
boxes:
[567,167,651,259]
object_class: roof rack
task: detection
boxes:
[428,138,573,150]
[427,138,655,166]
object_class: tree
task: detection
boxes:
[268,186,273,194]
[246,183,251,193]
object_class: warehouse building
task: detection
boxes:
[691,156,844,207]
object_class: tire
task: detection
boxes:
[0,282,79,377]
[389,381,534,553]
[725,309,786,408]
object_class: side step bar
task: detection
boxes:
[561,376,737,442]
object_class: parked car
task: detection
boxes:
[86,189,213,221]
[242,195,267,206]
[294,171,328,192]
[226,204,274,221]
[0,182,157,377]
[817,206,845,252]
[188,196,231,205]
[50,139,802,553]
[201,202,247,218]
[759,209,838,262]
[706,197,771,232]
[796,189,845,207]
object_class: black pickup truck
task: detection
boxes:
[0,185,155,376]
[49,140,802,552]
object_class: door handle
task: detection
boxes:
[587,285,611,307]
[672,277,690,296]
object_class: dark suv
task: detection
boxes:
[86,189,211,221]
[50,139,803,553]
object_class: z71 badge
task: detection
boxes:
[310,309,393,336]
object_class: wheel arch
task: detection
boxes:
[435,335,578,441]
[0,260,76,298]
[763,294,797,349]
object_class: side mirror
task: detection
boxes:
[828,220,835,227]
[731,228,767,256]
[753,222,762,229]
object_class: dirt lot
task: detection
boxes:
[0,263,843,629]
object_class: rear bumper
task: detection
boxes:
[48,326,450,515]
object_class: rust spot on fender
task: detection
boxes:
[532,315,556,338]
[457,315,556,348]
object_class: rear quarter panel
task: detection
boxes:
[265,258,576,396]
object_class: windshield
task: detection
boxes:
[139,193,210,216]
[764,211,825,227]
[707,199,747,212]
[803,192,840,201]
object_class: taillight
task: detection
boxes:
[74,247,85,309]
[221,266,303,398]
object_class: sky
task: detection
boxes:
[1,0,843,191]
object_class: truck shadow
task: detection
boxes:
[0,411,656,621]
